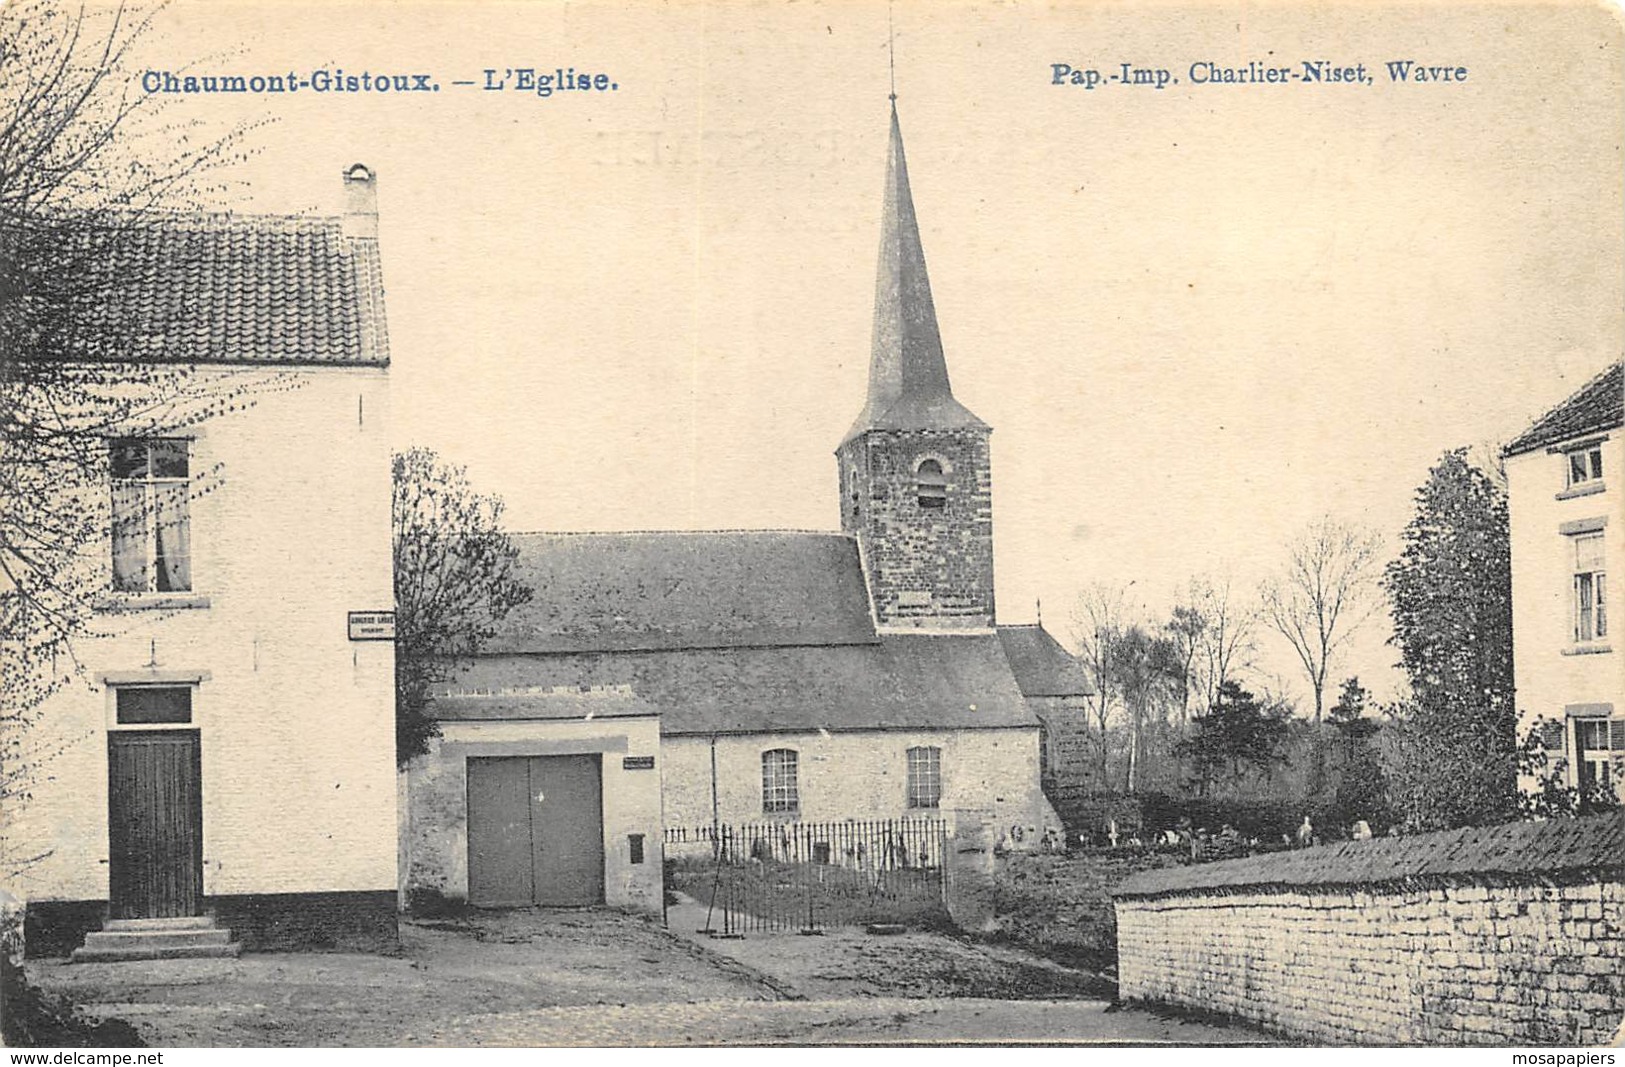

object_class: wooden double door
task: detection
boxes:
[107,731,203,919]
[466,755,605,907]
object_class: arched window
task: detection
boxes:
[762,749,800,814]
[906,746,942,809]
[915,458,947,508]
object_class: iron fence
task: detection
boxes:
[665,817,948,934]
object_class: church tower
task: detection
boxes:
[837,103,995,630]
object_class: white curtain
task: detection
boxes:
[154,483,191,592]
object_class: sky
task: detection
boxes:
[111,0,1625,707]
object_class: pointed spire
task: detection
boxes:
[842,104,987,447]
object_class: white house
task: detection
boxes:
[11,166,399,959]
[1505,360,1625,804]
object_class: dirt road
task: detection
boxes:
[24,908,1276,1046]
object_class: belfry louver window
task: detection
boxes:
[916,459,947,508]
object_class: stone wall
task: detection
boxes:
[1114,812,1625,1046]
[1028,695,1094,790]
[660,727,1055,838]
[837,427,994,629]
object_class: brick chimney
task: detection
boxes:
[342,163,378,240]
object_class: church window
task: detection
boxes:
[762,748,799,814]
[906,746,941,808]
[915,458,947,508]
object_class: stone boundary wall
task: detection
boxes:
[1113,812,1624,1046]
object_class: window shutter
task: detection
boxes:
[1542,720,1566,752]
[1609,719,1625,751]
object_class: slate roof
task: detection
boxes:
[488,531,878,653]
[997,624,1094,698]
[841,104,987,447]
[446,634,1039,736]
[44,212,388,366]
[1503,361,1623,457]
[1116,811,1625,898]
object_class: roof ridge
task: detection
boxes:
[60,206,342,232]
[506,527,850,538]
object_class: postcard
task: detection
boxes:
[3,0,1622,1051]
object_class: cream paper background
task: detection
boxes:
[133,0,1622,700]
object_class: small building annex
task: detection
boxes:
[400,105,1090,914]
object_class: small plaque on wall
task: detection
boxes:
[622,755,656,770]
[348,611,396,640]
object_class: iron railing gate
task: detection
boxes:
[665,818,949,934]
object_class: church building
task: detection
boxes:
[400,105,1087,913]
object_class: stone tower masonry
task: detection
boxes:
[836,103,995,630]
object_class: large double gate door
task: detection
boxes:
[466,755,605,907]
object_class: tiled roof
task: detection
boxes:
[50,212,388,366]
[489,531,879,653]
[445,633,1039,736]
[1116,811,1624,898]
[997,624,1094,697]
[1503,361,1623,457]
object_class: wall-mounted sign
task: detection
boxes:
[348,611,396,641]
[622,755,656,771]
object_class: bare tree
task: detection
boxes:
[1260,516,1383,727]
[1069,581,1131,787]
[1,0,269,876]
[1191,574,1257,711]
[1164,594,1206,732]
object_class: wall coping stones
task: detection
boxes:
[1114,812,1624,899]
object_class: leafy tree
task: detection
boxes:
[1110,624,1183,792]
[1384,449,1518,830]
[1177,680,1291,797]
[393,449,532,764]
[1326,677,1390,829]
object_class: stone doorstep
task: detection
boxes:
[72,916,242,963]
[103,916,216,931]
[70,943,242,963]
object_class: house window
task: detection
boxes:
[1574,533,1607,643]
[1574,719,1622,804]
[114,686,193,726]
[916,459,947,508]
[761,749,799,814]
[1567,444,1604,488]
[906,746,942,809]
[111,439,191,592]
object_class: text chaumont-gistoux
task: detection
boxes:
[1050,59,1469,90]
[139,67,619,98]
